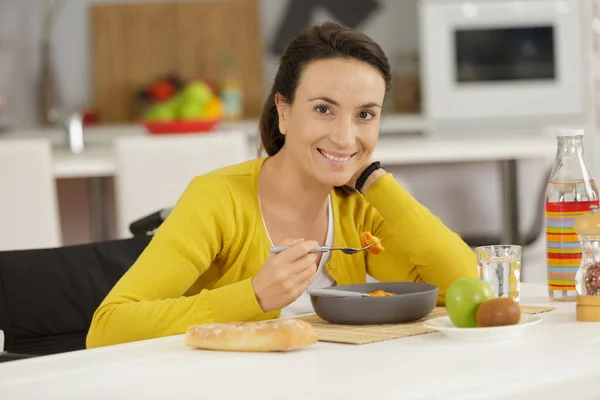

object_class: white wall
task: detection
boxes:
[0,0,551,247]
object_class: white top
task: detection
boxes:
[279,195,335,318]
[259,194,335,319]
[2,283,599,400]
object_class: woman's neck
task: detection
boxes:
[258,149,331,219]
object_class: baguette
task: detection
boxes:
[184,319,318,352]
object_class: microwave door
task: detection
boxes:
[455,26,557,84]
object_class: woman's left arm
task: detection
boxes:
[360,170,478,305]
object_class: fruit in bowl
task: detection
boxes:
[144,81,224,122]
[143,101,176,122]
[141,78,224,134]
[445,278,495,328]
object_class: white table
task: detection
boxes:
[0,283,598,400]
[2,122,557,244]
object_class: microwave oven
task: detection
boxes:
[419,0,585,132]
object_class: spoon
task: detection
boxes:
[307,288,371,298]
[268,242,375,255]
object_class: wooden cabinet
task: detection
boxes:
[91,0,264,123]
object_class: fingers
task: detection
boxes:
[285,259,318,299]
[275,239,319,263]
[288,252,318,275]
[270,238,318,288]
[266,238,304,259]
[296,269,317,290]
[294,259,318,285]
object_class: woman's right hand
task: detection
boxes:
[251,238,319,312]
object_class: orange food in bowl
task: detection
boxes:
[360,231,384,255]
[369,289,396,297]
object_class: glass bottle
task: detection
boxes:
[573,205,600,321]
[545,129,599,302]
[219,52,243,122]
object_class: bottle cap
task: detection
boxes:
[556,128,584,137]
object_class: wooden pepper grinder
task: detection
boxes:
[573,204,600,322]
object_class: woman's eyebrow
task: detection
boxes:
[308,96,381,109]
[308,96,339,105]
[361,102,382,108]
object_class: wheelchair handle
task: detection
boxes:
[129,207,173,236]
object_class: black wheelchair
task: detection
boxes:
[0,208,173,362]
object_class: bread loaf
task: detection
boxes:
[184,319,318,352]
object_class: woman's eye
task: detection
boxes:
[315,105,330,114]
[358,111,375,120]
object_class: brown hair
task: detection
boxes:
[258,21,392,157]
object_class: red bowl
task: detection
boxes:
[142,119,220,135]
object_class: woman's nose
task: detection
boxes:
[329,118,356,149]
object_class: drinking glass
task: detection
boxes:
[476,245,522,302]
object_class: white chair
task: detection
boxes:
[0,138,62,250]
[113,131,250,238]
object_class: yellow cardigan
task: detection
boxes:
[86,157,477,348]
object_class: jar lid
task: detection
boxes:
[574,204,600,236]
[556,128,584,137]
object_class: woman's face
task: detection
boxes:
[276,57,386,187]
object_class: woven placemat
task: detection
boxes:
[297,305,555,345]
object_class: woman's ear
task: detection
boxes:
[274,93,289,135]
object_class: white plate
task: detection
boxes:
[423,314,542,341]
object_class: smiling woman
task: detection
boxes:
[269,57,384,188]
[86,22,478,349]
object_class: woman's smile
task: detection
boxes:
[316,148,356,168]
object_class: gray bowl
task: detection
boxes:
[309,282,439,325]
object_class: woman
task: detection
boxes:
[87,22,477,348]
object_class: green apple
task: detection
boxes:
[445,278,495,328]
[177,100,204,120]
[165,94,184,109]
[180,81,213,105]
[144,102,175,122]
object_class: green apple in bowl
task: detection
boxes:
[177,100,204,120]
[144,102,176,122]
[445,278,495,328]
[180,81,213,105]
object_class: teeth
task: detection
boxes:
[320,150,351,162]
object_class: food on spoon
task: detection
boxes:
[476,297,521,327]
[369,289,396,296]
[445,278,496,328]
[184,319,318,352]
[360,231,385,255]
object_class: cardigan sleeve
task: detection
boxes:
[86,174,266,348]
[363,173,478,305]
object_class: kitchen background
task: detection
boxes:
[0,0,564,278]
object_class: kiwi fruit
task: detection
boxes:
[476,297,521,327]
